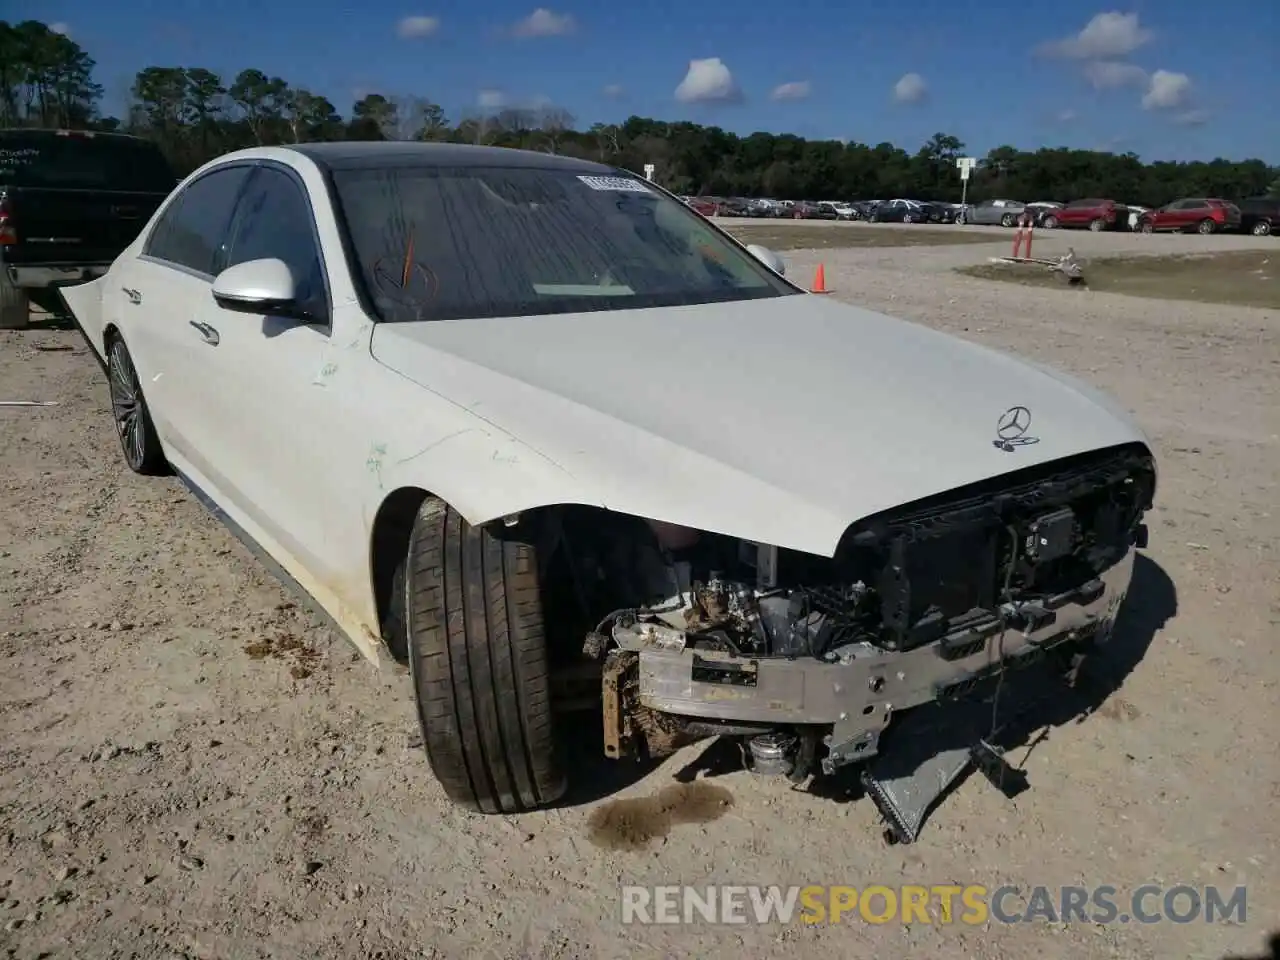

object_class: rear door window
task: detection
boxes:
[0,132,175,192]
[144,166,253,276]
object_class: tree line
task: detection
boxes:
[3,18,1278,206]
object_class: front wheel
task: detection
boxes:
[1197,218,1216,235]
[1140,221,1154,234]
[1000,213,1016,228]
[402,499,566,814]
[1253,220,1272,236]
[1089,218,1107,232]
[1043,215,1059,229]
[106,335,167,475]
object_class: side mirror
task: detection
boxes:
[211,258,310,319]
[746,243,786,276]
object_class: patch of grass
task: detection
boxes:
[724,224,999,250]
[958,250,1279,310]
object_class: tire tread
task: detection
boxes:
[406,500,564,813]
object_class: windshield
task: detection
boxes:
[331,164,798,322]
[0,132,175,192]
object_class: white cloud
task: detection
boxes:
[1057,108,1078,122]
[477,89,506,109]
[674,58,742,104]
[602,84,624,99]
[395,15,439,38]
[1083,60,1147,89]
[770,81,811,102]
[1173,108,1210,126]
[892,73,927,104]
[48,21,70,35]
[1142,69,1191,110]
[511,8,576,37]
[1041,12,1152,59]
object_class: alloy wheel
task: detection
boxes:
[108,340,146,469]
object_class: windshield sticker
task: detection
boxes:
[577,175,652,194]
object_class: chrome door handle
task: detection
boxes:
[188,320,220,346]
[122,287,142,304]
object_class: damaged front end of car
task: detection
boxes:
[538,443,1155,839]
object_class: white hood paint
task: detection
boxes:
[371,294,1148,557]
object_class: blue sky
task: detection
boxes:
[22,0,1279,163]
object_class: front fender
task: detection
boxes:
[371,421,599,528]
[55,274,112,360]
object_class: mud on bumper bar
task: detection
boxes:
[603,547,1134,770]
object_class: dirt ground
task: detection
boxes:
[2,225,1278,959]
[960,250,1280,311]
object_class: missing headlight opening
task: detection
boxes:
[542,443,1155,841]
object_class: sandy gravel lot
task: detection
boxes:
[2,226,1277,960]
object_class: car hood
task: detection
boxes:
[370,294,1147,557]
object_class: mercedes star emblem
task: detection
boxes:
[992,405,1039,452]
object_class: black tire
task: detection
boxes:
[1252,220,1272,236]
[1197,218,1215,235]
[106,335,167,475]
[1043,215,1059,229]
[1140,221,1154,234]
[0,272,29,330]
[1089,218,1107,232]
[403,498,565,813]
[1000,213,1015,228]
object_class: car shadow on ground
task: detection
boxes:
[551,717,664,809]
[24,290,78,331]
[1222,932,1280,960]
[664,553,1177,823]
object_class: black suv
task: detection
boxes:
[0,129,176,329]
[1238,197,1279,237]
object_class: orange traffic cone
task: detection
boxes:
[810,263,831,294]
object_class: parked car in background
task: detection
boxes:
[1046,198,1129,232]
[0,128,176,329]
[872,199,930,223]
[1025,201,1064,227]
[716,198,753,218]
[1237,197,1279,236]
[819,201,859,220]
[790,201,823,219]
[962,199,1025,227]
[852,200,881,220]
[685,197,718,217]
[1135,198,1241,235]
[1124,205,1150,231]
[920,202,960,224]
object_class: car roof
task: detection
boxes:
[285,140,615,175]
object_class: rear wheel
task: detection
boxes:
[1253,220,1272,236]
[1197,218,1216,235]
[1089,218,1107,232]
[106,335,167,475]
[1000,213,1015,228]
[1043,215,1059,229]
[402,499,565,814]
[0,273,29,330]
[1140,221,1154,234]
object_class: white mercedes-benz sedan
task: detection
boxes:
[60,142,1156,829]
